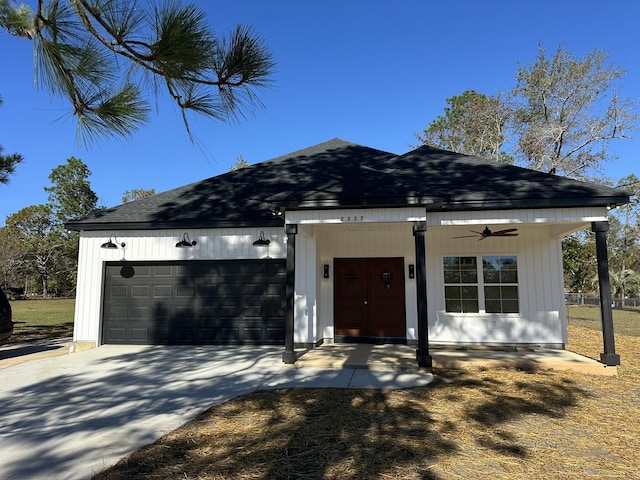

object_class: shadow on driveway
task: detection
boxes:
[0,345,286,480]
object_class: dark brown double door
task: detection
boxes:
[334,257,406,340]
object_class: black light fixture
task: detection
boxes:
[176,232,197,248]
[253,231,271,247]
[101,235,125,249]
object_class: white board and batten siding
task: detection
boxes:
[426,224,566,346]
[423,206,607,346]
[73,227,285,344]
[289,208,426,344]
[288,206,604,346]
[308,223,419,343]
[75,206,602,347]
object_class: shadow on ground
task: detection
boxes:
[0,346,283,479]
[93,367,588,480]
[0,343,63,360]
[5,322,74,344]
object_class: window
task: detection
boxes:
[483,256,519,313]
[443,256,479,313]
[444,255,519,314]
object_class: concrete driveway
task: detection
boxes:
[0,345,433,479]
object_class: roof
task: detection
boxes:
[65,138,630,231]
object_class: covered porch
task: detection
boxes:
[281,208,620,370]
[291,342,618,376]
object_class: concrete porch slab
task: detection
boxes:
[293,343,617,376]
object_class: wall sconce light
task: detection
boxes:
[101,235,126,249]
[323,264,330,279]
[408,264,415,279]
[176,233,197,248]
[253,231,271,247]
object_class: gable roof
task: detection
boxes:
[65,138,630,231]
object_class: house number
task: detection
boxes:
[340,215,365,222]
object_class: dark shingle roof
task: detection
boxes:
[65,139,630,231]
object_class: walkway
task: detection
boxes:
[294,343,617,376]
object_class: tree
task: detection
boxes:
[229,154,250,171]
[415,90,513,163]
[615,174,640,229]
[1,0,275,143]
[5,205,62,297]
[43,157,101,294]
[0,0,31,36]
[512,45,637,179]
[562,233,597,294]
[122,188,157,203]
[0,95,23,184]
[608,269,640,303]
[0,225,24,289]
[45,157,100,225]
[605,213,640,307]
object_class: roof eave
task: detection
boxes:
[436,196,630,211]
[276,194,629,212]
[64,218,285,232]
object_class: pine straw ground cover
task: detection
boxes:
[94,326,640,480]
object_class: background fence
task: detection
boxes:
[565,293,640,309]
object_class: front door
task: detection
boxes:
[334,257,406,340]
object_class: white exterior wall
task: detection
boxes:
[297,206,608,347]
[294,226,318,344]
[426,224,567,346]
[307,223,566,346]
[288,207,427,344]
[73,227,285,344]
[74,205,609,348]
[313,223,418,343]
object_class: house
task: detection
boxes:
[65,139,629,367]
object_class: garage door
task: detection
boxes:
[102,260,286,345]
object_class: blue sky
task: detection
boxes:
[1,0,638,225]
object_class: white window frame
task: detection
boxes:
[443,254,520,315]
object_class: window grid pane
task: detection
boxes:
[444,255,518,314]
[482,255,519,314]
[444,257,479,313]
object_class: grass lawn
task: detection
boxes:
[568,304,640,338]
[94,313,640,480]
[6,298,75,344]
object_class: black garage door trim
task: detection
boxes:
[101,259,286,345]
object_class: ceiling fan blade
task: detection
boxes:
[453,226,518,239]
[492,228,518,235]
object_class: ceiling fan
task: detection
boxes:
[453,225,519,240]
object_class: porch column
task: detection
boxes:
[283,224,298,364]
[591,221,620,366]
[413,221,432,368]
